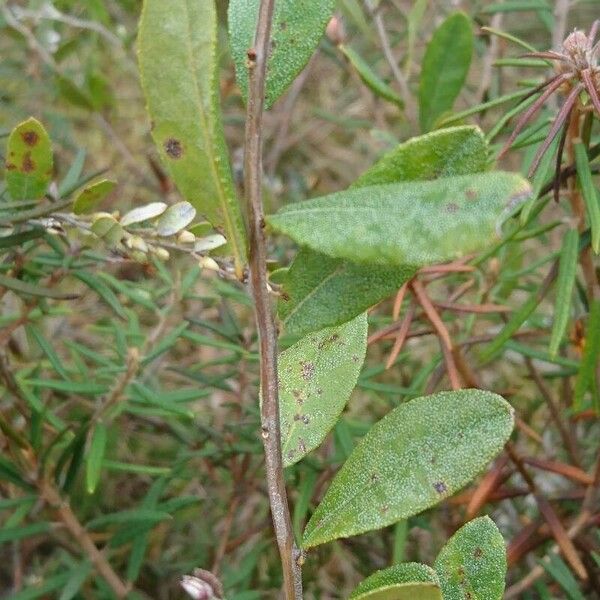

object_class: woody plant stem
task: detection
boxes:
[243,0,303,597]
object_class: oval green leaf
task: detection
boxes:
[278,127,488,336]
[138,0,247,274]
[73,179,116,215]
[419,13,473,132]
[434,516,507,600]
[353,126,488,188]
[279,248,416,338]
[268,172,531,267]
[86,423,107,494]
[5,117,53,201]
[302,390,514,548]
[350,563,442,600]
[280,313,368,467]
[228,0,335,108]
[156,201,196,237]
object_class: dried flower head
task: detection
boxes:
[499,20,600,179]
[180,568,223,600]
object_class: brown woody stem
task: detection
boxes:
[243,0,303,597]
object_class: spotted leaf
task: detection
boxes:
[302,390,514,548]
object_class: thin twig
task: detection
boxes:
[243,1,302,597]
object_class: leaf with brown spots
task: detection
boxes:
[5,117,53,201]
[434,516,507,600]
[138,0,247,276]
[279,313,367,467]
[302,390,514,548]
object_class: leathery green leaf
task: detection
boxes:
[302,390,514,548]
[228,0,335,108]
[549,228,579,357]
[138,0,247,276]
[72,179,116,215]
[5,117,53,201]
[268,172,531,267]
[419,13,473,131]
[278,127,487,336]
[280,313,368,467]
[350,563,442,600]
[86,422,107,494]
[279,248,416,337]
[353,126,488,188]
[434,516,507,600]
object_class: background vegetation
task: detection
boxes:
[1,0,599,598]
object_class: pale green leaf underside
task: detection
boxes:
[302,390,514,548]
[434,516,507,600]
[350,563,441,600]
[268,172,531,267]
[138,0,246,274]
[419,12,473,132]
[228,0,335,108]
[280,313,368,467]
[5,117,53,201]
[277,126,488,336]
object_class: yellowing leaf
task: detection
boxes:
[5,118,53,201]
[73,179,116,215]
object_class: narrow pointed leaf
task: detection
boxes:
[228,0,335,108]
[302,390,514,548]
[574,141,600,253]
[419,13,473,131]
[549,228,579,357]
[434,516,507,600]
[340,45,404,107]
[138,0,247,274]
[278,127,488,336]
[0,273,76,300]
[5,117,53,201]
[72,179,116,215]
[268,172,531,267]
[280,313,368,467]
[350,563,442,600]
[86,422,107,494]
[574,299,600,411]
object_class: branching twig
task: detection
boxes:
[243,1,302,597]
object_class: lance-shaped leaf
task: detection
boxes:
[138,0,247,276]
[268,172,531,268]
[419,13,473,132]
[434,516,507,600]
[350,563,442,600]
[5,117,53,201]
[302,390,514,548]
[279,313,368,467]
[228,0,335,108]
[278,127,488,336]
